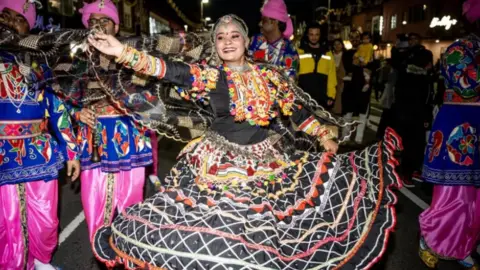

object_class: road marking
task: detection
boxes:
[371,106,383,113]
[398,187,429,210]
[369,121,429,210]
[58,211,85,245]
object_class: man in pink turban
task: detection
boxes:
[72,0,154,247]
[0,1,81,270]
[0,0,36,34]
[248,0,299,80]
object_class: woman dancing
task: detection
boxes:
[87,15,402,270]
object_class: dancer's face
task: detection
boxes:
[215,23,247,65]
[0,8,29,35]
[88,13,119,35]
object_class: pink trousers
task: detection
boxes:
[0,180,58,270]
[81,167,145,241]
[420,185,480,259]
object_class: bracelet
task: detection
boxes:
[116,45,166,78]
[115,45,128,63]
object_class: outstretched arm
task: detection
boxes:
[88,33,218,103]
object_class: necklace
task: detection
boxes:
[226,64,250,73]
[222,63,290,126]
[0,64,29,113]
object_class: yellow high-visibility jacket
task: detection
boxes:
[297,48,337,105]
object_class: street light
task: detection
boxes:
[205,17,211,22]
[201,0,209,26]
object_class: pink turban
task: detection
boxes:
[0,0,36,30]
[79,0,119,28]
[261,0,293,39]
[463,0,480,23]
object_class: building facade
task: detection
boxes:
[36,0,187,36]
[382,0,464,61]
[338,0,465,62]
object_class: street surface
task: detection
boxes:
[52,100,462,269]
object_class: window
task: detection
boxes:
[372,16,384,36]
[391,14,397,29]
[123,2,132,29]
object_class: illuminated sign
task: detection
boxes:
[430,16,457,30]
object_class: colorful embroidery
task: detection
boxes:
[0,54,78,186]
[446,123,477,166]
[0,120,44,139]
[248,34,299,79]
[297,116,335,143]
[112,120,130,158]
[30,135,52,162]
[427,130,443,163]
[220,64,294,126]
[92,129,403,270]
[76,115,153,173]
[442,35,480,102]
[175,65,218,104]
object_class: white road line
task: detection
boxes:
[368,121,430,210]
[369,115,381,123]
[371,106,383,113]
[58,211,85,245]
[398,188,429,210]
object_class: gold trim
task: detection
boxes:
[17,183,28,270]
[103,173,116,226]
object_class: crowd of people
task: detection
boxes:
[0,0,478,269]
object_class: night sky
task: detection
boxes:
[173,0,349,34]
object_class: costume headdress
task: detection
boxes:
[261,0,293,38]
[0,0,39,30]
[212,14,249,43]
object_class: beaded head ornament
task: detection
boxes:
[210,14,249,65]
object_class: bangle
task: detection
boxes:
[115,45,128,63]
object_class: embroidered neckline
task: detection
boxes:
[220,63,293,126]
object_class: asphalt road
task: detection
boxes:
[51,102,463,270]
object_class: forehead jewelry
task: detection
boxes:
[221,15,233,24]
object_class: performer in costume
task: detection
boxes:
[249,0,298,80]
[419,1,480,268]
[0,1,80,269]
[70,0,153,241]
[86,14,402,270]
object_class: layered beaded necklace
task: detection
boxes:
[220,63,281,126]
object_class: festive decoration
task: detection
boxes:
[166,0,202,29]
[314,0,379,24]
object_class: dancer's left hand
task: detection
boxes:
[67,160,81,181]
[323,139,338,154]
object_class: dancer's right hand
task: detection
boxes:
[79,108,96,128]
[88,33,124,58]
